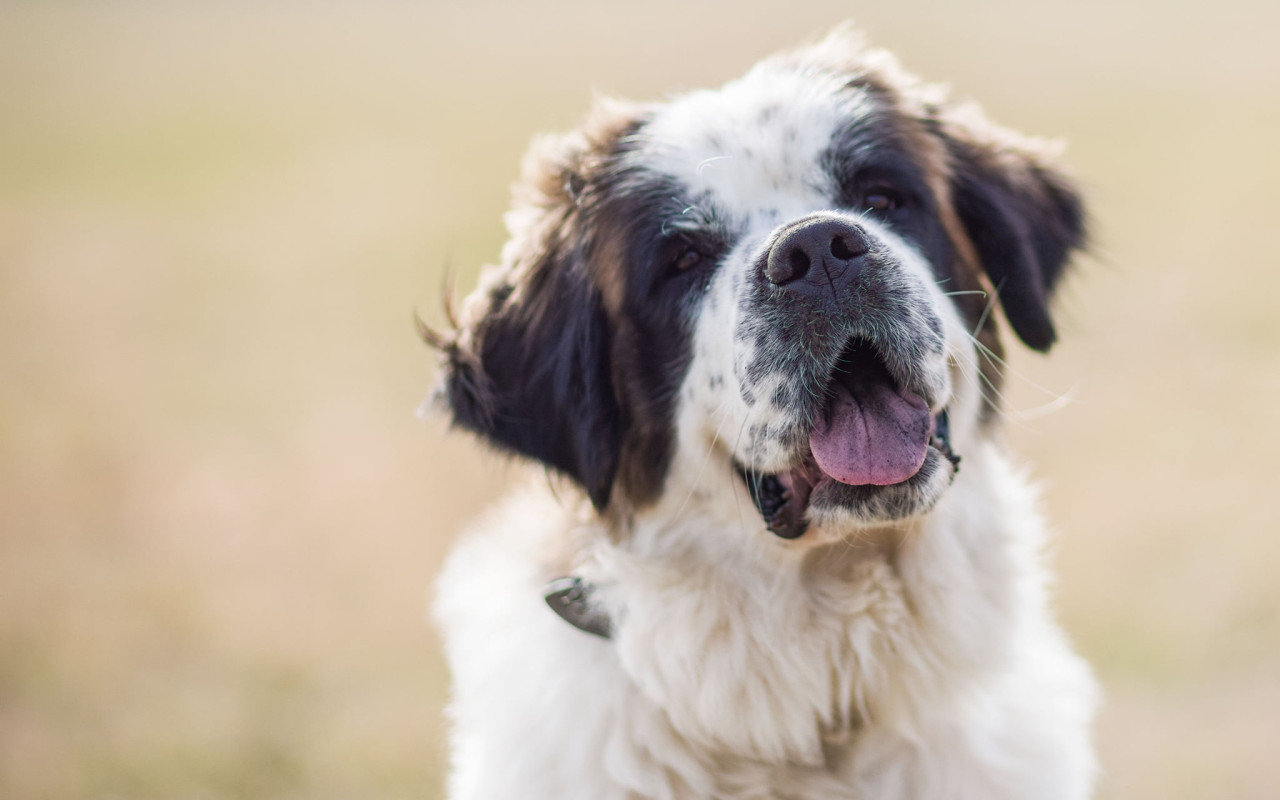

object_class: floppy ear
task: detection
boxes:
[941,123,1086,352]
[430,101,653,512]
[438,247,622,511]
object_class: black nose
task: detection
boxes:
[765,217,869,290]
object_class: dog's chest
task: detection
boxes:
[591,527,922,767]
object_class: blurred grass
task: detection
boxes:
[1,2,1278,799]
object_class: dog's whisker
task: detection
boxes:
[673,398,734,521]
[969,331,1082,406]
[1011,386,1081,421]
[728,411,754,534]
[695,155,733,181]
[975,369,1051,434]
[970,277,1003,341]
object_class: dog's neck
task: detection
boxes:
[549,440,1029,769]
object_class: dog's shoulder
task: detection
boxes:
[433,486,633,799]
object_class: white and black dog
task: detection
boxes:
[428,27,1097,800]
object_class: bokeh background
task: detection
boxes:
[2,2,1278,798]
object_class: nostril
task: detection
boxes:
[766,218,865,288]
[787,248,810,280]
[830,234,863,261]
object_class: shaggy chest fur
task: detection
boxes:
[435,444,1095,799]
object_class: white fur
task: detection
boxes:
[434,52,1097,800]
[436,447,1096,798]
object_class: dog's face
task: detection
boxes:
[436,32,1083,537]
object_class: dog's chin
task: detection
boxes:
[805,444,957,528]
[737,428,958,540]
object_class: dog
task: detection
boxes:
[427,27,1098,800]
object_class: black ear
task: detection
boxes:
[945,136,1086,352]
[440,249,622,512]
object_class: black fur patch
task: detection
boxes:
[444,253,622,511]
[944,137,1086,352]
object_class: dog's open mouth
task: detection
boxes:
[736,338,957,539]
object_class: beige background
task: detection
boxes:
[2,2,1278,798]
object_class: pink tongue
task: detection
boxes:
[809,379,933,486]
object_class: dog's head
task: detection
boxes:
[432,30,1083,537]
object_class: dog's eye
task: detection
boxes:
[673,247,703,272]
[862,188,900,213]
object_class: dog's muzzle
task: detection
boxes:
[736,215,959,537]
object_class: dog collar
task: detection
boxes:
[543,576,612,639]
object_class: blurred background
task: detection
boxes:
[2,1,1278,798]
